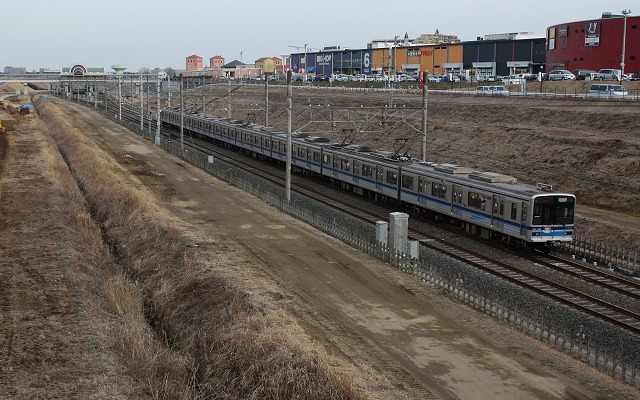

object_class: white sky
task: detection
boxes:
[2,0,633,72]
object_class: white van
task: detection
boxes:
[596,69,622,81]
[586,84,628,99]
[476,86,510,95]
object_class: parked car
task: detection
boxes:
[440,75,461,82]
[630,71,640,81]
[546,70,576,80]
[596,69,622,81]
[586,84,629,99]
[476,85,510,95]
[573,69,597,80]
[502,75,523,85]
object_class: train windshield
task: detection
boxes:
[532,196,575,226]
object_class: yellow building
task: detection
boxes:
[255,57,283,75]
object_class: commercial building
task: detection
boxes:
[290,36,540,79]
[546,12,639,74]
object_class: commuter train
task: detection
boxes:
[160,109,575,251]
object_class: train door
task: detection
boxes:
[452,185,463,217]
[520,202,528,237]
[352,160,360,186]
[493,196,505,229]
[376,165,384,191]
[322,152,332,177]
[418,177,427,206]
[333,156,340,179]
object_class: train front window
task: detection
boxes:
[532,196,575,225]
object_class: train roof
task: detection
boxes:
[403,162,571,198]
[164,110,572,199]
[325,143,415,164]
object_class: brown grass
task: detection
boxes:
[33,95,366,399]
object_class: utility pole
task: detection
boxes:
[286,70,292,202]
[621,9,632,83]
[156,75,161,146]
[227,77,232,119]
[140,74,144,131]
[389,35,399,105]
[264,72,269,126]
[104,78,108,114]
[180,74,184,150]
[118,76,122,120]
[421,71,428,162]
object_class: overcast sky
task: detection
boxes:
[3,0,633,72]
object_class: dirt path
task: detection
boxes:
[45,99,640,399]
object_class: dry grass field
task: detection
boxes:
[0,87,367,399]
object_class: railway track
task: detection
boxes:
[103,97,640,336]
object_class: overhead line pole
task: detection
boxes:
[140,74,144,131]
[180,74,184,150]
[421,71,428,162]
[156,75,161,146]
[286,70,292,202]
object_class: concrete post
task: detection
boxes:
[389,212,409,254]
[407,240,419,259]
[376,221,389,246]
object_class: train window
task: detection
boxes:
[432,183,447,199]
[533,196,575,225]
[499,199,505,216]
[334,158,339,169]
[453,186,463,203]
[493,198,499,214]
[386,171,398,185]
[265,139,271,148]
[467,191,487,210]
[323,154,331,165]
[401,175,414,190]
[511,203,517,219]
[362,164,373,178]
[418,178,426,194]
[353,160,360,175]
[313,151,321,163]
[376,167,383,182]
[521,203,528,223]
[340,159,351,172]
[297,147,305,158]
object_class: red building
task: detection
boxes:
[546,12,639,74]
[185,54,203,72]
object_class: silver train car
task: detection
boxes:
[161,109,575,251]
